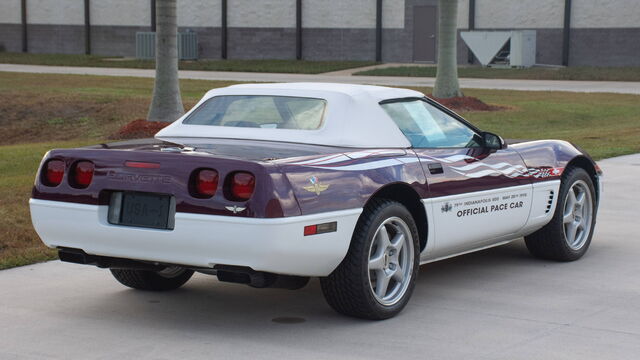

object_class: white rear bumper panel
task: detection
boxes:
[30,199,361,277]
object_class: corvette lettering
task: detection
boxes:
[107,171,172,184]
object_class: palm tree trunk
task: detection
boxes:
[148,0,184,122]
[433,0,463,99]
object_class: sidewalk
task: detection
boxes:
[2,63,639,94]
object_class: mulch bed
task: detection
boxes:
[427,95,504,112]
[111,118,170,139]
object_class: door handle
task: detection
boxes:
[427,162,443,175]
[429,34,435,39]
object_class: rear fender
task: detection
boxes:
[276,151,428,216]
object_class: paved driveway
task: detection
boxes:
[1,154,639,359]
[2,63,640,94]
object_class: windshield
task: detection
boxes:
[183,95,327,130]
[381,99,482,148]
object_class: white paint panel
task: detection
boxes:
[30,199,361,276]
[28,0,84,25]
[178,0,221,27]
[0,0,21,24]
[228,0,295,28]
[424,184,533,258]
[521,180,561,235]
[91,0,150,26]
[476,0,563,29]
[572,0,640,28]
[303,0,376,29]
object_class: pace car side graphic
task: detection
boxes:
[284,152,563,179]
[449,162,564,179]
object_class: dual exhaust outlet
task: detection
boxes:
[58,248,309,290]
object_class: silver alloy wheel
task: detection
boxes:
[367,216,414,306]
[157,266,185,278]
[562,180,593,250]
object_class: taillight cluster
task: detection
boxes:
[194,169,219,197]
[42,159,95,188]
[191,169,255,201]
[44,159,65,186]
[228,172,256,201]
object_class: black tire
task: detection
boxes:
[110,267,194,291]
[524,167,597,261]
[320,199,420,320]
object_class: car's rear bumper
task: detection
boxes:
[30,199,361,277]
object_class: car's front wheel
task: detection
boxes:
[525,167,597,261]
[110,267,194,291]
[321,199,420,320]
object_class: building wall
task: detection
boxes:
[0,0,638,66]
[178,0,221,27]
[91,1,149,26]
[27,0,84,25]
[0,0,21,24]
[457,0,640,66]
[572,0,639,28]
[0,0,22,52]
[473,0,564,29]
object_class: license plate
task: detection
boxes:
[108,192,175,230]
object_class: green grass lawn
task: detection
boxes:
[0,52,376,74]
[0,140,99,269]
[355,66,640,82]
[0,71,639,270]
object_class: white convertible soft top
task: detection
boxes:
[155,83,425,148]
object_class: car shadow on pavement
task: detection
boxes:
[62,239,565,333]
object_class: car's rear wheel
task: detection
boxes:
[525,167,597,261]
[320,199,420,320]
[110,266,194,291]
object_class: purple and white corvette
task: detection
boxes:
[30,83,601,319]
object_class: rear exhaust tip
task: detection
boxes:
[58,248,89,265]
[215,265,309,290]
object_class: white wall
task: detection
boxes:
[178,0,221,27]
[28,0,84,25]
[457,0,469,29]
[228,0,295,28]
[475,0,564,29]
[572,0,640,28]
[303,0,403,29]
[0,0,21,24]
[91,0,150,26]
[382,0,405,29]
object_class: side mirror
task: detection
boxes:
[483,132,507,150]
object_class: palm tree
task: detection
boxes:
[433,0,463,99]
[148,0,184,122]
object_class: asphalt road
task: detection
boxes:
[1,154,639,359]
[2,63,640,94]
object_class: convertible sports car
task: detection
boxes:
[30,83,601,319]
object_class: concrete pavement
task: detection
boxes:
[2,63,640,94]
[1,154,639,359]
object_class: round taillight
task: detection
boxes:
[72,161,95,188]
[44,159,65,186]
[229,172,255,201]
[194,169,218,197]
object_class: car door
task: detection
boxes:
[380,98,533,258]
